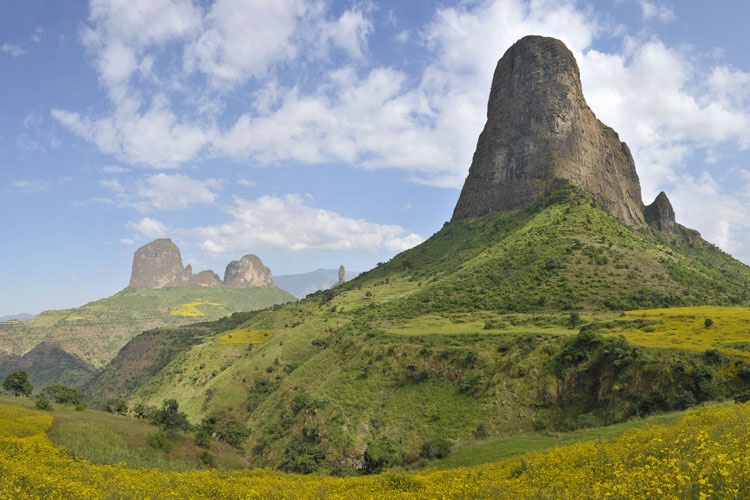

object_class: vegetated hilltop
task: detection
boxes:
[0,241,295,389]
[87,35,750,474]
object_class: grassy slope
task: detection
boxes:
[0,285,295,389]
[0,394,245,470]
[90,186,750,473]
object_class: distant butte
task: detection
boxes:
[128,238,272,290]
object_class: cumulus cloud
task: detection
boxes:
[136,173,220,210]
[638,1,675,22]
[51,96,214,168]
[51,0,750,263]
[127,216,168,238]
[101,172,220,211]
[183,0,306,87]
[192,194,423,255]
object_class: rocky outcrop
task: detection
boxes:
[224,254,273,288]
[129,239,187,289]
[644,191,678,234]
[129,239,271,289]
[338,265,346,284]
[452,35,646,228]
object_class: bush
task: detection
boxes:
[147,430,172,452]
[363,439,399,474]
[105,398,128,415]
[199,450,215,468]
[194,429,211,448]
[200,412,249,449]
[35,395,52,411]
[420,438,452,460]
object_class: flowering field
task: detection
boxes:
[615,306,750,358]
[2,401,750,498]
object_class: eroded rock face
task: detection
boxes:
[223,254,273,288]
[129,239,186,289]
[129,239,223,289]
[644,191,678,234]
[452,35,646,228]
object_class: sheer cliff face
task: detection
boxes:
[452,35,646,228]
[128,239,187,289]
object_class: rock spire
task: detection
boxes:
[451,35,647,228]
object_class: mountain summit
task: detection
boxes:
[452,35,649,228]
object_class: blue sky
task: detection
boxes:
[2,0,749,317]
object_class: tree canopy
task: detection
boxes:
[3,370,33,397]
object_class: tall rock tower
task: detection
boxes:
[452,35,646,228]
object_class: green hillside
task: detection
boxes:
[90,185,750,473]
[0,285,295,388]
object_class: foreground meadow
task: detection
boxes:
[2,400,750,498]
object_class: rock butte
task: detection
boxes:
[129,238,272,290]
[452,35,676,232]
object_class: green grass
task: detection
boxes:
[0,394,246,470]
[434,410,687,469]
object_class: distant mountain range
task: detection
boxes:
[0,313,35,322]
[274,268,360,298]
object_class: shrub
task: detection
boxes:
[105,398,128,415]
[200,412,250,449]
[35,395,52,411]
[199,450,215,468]
[420,438,452,460]
[147,430,172,452]
[364,439,399,474]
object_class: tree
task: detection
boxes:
[3,370,32,397]
[200,411,249,448]
[105,398,128,415]
[42,384,84,405]
[151,399,190,436]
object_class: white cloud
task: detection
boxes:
[193,194,423,255]
[136,173,220,210]
[127,216,168,238]
[49,0,750,264]
[101,165,130,174]
[52,96,214,168]
[13,179,50,192]
[320,8,373,59]
[1,43,26,57]
[183,0,307,87]
[638,1,675,22]
[101,172,220,211]
[579,39,750,201]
